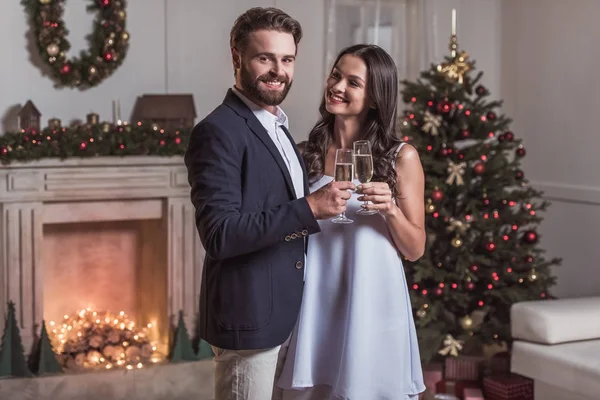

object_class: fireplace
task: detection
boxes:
[0,156,204,358]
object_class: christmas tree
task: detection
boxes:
[196,338,214,360]
[0,301,33,377]
[29,320,62,375]
[399,22,561,363]
[169,311,197,362]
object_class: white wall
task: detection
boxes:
[500,0,600,298]
[0,0,500,142]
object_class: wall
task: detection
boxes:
[0,0,499,141]
[500,0,600,298]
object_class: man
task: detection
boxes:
[184,7,355,400]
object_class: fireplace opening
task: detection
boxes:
[43,219,169,370]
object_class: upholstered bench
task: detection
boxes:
[510,297,600,400]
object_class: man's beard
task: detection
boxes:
[240,65,292,106]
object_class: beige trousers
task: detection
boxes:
[211,338,290,400]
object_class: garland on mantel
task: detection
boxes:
[0,122,189,164]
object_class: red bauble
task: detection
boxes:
[79,142,87,150]
[461,129,470,138]
[99,0,110,6]
[104,52,114,61]
[516,146,526,157]
[523,230,538,244]
[1,147,7,155]
[515,169,524,180]
[432,188,444,201]
[437,100,453,114]
[524,255,534,263]
[487,111,496,120]
[471,264,479,272]
[473,162,486,175]
[498,133,506,142]
[466,282,475,290]
[476,85,487,95]
[435,288,443,296]
[60,64,71,74]
[485,241,496,252]
[504,131,515,141]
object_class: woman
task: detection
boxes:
[277,44,426,399]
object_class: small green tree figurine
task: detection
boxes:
[196,338,214,360]
[0,301,33,377]
[29,320,62,375]
[169,311,197,362]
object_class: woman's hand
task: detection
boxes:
[357,182,397,217]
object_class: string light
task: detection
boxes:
[49,308,165,371]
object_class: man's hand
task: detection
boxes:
[306,181,356,220]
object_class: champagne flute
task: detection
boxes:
[332,148,354,224]
[353,140,378,215]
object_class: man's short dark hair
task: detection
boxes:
[230,7,303,53]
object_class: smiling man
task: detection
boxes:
[184,7,355,400]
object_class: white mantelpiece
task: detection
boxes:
[0,156,204,354]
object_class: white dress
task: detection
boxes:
[278,143,425,400]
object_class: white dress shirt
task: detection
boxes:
[232,87,304,200]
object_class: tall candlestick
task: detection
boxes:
[452,9,456,36]
[112,100,116,124]
[116,99,122,126]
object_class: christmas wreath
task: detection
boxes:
[21,0,130,88]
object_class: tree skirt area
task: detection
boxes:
[0,359,214,400]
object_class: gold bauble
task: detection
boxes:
[460,315,473,330]
[101,123,111,133]
[46,43,60,57]
[118,10,126,19]
[528,268,538,282]
[40,0,52,4]
[425,199,435,214]
[121,31,129,41]
[451,236,463,248]
[89,66,97,75]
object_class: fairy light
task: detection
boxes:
[48,308,165,371]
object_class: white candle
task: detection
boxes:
[117,99,122,126]
[112,100,116,124]
[452,9,456,36]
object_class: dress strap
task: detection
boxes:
[392,142,406,169]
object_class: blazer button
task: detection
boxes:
[285,235,291,241]
[291,233,298,239]
[295,261,303,269]
[301,229,308,236]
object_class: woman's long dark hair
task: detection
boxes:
[303,44,402,196]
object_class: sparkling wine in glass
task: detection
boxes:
[332,148,354,224]
[353,140,378,215]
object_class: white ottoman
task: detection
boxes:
[510,297,600,400]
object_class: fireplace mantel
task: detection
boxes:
[0,156,204,353]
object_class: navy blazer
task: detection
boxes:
[184,89,321,350]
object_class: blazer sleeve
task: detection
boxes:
[184,121,321,260]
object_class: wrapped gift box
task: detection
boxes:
[435,379,480,398]
[444,355,484,381]
[483,373,533,400]
[463,387,484,400]
[485,351,511,376]
[423,363,443,393]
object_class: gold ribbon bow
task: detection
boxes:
[436,51,473,85]
[447,218,470,235]
[438,334,464,357]
[422,111,442,136]
[446,161,466,186]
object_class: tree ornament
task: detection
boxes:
[437,99,453,114]
[516,146,526,157]
[522,230,538,244]
[436,50,473,85]
[524,255,534,263]
[528,268,538,282]
[476,85,487,95]
[460,315,473,330]
[515,169,524,180]
[447,218,470,235]
[473,161,486,175]
[422,110,442,135]
[432,187,444,202]
[446,161,466,185]
[504,131,514,141]
[450,236,463,248]
[485,241,496,252]
[21,0,130,89]
[487,111,496,120]
[438,334,463,357]
[425,199,436,214]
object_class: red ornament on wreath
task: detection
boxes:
[60,64,71,74]
[473,162,486,175]
[504,131,515,141]
[516,146,526,157]
[522,230,538,244]
[515,169,524,180]
[461,129,470,138]
[431,188,444,202]
[485,241,496,252]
